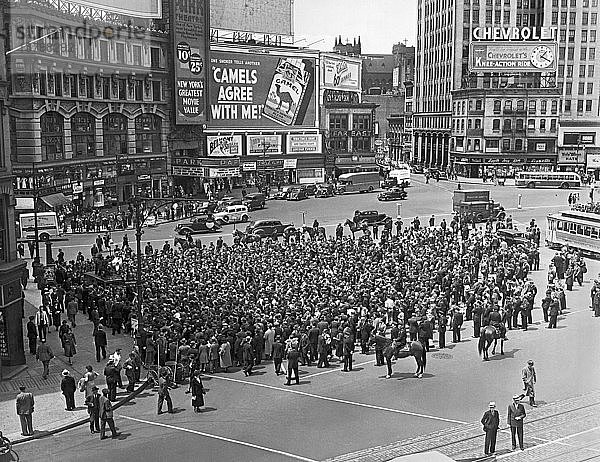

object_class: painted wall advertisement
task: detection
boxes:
[247,135,283,155]
[287,134,321,154]
[173,0,210,124]
[469,42,558,72]
[206,135,243,156]
[208,50,317,129]
[321,55,361,92]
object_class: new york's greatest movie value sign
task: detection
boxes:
[207,50,317,129]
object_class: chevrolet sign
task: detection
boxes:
[469,42,558,73]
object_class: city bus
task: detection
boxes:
[546,209,600,256]
[387,164,411,187]
[337,172,381,194]
[515,171,581,189]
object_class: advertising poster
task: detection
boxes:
[321,55,361,92]
[469,42,558,72]
[247,135,283,155]
[206,135,243,157]
[208,50,317,129]
[173,0,210,124]
[66,0,161,18]
[287,134,322,154]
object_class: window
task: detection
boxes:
[515,139,523,150]
[528,119,536,129]
[71,112,96,157]
[540,100,547,114]
[135,114,162,153]
[565,100,572,111]
[103,113,128,155]
[492,119,500,131]
[475,99,482,110]
[0,195,6,263]
[40,112,64,161]
[352,114,372,152]
[591,30,597,42]
[330,114,348,131]
[578,100,584,112]
[516,119,524,130]
[569,30,576,42]
[528,100,536,113]
[590,48,596,60]
[475,119,482,129]
[570,11,576,24]
[152,81,162,102]
[582,30,588,42]
[552,11,558,24]
[133,46,142,66]
[551,100,558,114]
[550,119,557,131]
[100,41,109,62]
[589,65,595,77]
[540,119,546,131]
[586,100,593,111]
[579,82,586,94]
[116,43,126,63]
[568,47,575,60]
[592,13,598,24]
[504,100,513,110]
[486,139,499,149]
[567,65,573,77]
[588,83,594,94]
[583,12,589,24]
[503,119,512,131]
[150,47,161,68]
[581,47,588,60]
[493,100,501,113]
[118,78,127,100]
[502,138,511,151]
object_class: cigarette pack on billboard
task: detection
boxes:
[263,58,311,127]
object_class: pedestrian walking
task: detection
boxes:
[342,332,354,372]
[481,401,500,455]
[285,342,300,386]
[85,386,101,434]
[123,353,136,392]
[61,370,76,411]
[242,336,254,376]
[81,365,99,399]
[547,296,559,328]
[103,361,119,402]
[26,316,37,355]
[15,386,34,437]
[67,297,78,328]
[62,327,77,365]
[451,308,463,343]
[99,388,119,439]
[34,306,49,341]
[157,371,174,415]
[520,360,537,407]
[36,339,54,380]
[94,325,107,362]
[383,338,397,379]
[272,336,284,375]
[191,371,206,413]
[507,395,526,451]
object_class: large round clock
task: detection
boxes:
[530,45,554,69]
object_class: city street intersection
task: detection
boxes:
[7,176,600,462]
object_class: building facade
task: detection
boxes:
[0,0,27,368]
[7,0,172,208]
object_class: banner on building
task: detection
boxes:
[558,149,585,165]
[283,158,297,169]
[247,135,283,155]
[208,49,317,129]
[173,0,210,124]
[321,55,361,92]
[287,134,321,154]
[206,135,243,156]
[469,41,558,72]
[207,167,240,178]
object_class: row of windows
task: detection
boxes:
[452,118,558,132]
[452,99,559,116]
[562,81,595,95]
[456,138,550,152]
[556,220,600,239]
[552,0,599,8]
[559,47,596,61]
[557,64,595,79]
[558,28,597,43]
[552,11,598,26]
[37,112,162,161]
[563,99,596,112]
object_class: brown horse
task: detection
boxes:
[394,341,427,378]
[478,325,505,361]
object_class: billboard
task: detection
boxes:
[247,135,283,155]
[173,0,210,124]
[321,55,361,92]
[208,49,317,129]
[206,135,243,156]
[287,134,321,154]
[469,42,558,72]
[66,0,161,18]
[210,0,293,37]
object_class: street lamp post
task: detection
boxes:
[133,196,144,334]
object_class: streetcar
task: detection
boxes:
[546,209,600,256]
[516,171,581,189]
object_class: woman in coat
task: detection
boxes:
[263,325,275,360]
[191,371,206,413]
[82,365,99,399]
[62,327,77,365]
[52,307,62,331]
[197,340,209,372]
[219,339,232,372]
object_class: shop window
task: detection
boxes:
[103,113,128,155]
[41,112,64,161]
[135,114,162,154]
[72,112,96,157]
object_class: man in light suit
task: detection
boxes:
[481,401,500,455]
[507,394,526,451]
[15,386,34,436]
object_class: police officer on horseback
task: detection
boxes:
[489,307,508,341]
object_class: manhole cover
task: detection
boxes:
[431,353,453,360]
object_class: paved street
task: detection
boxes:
[6,179,600,462]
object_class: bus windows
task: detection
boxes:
[556,220,563,231]
[577,224,584,235]
[592,227,599,239]
[584,226,592,237]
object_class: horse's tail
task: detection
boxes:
[478,332,486,356]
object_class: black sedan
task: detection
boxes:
[175,215,221,235]
[377,187,407,201]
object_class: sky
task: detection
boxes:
[293,0,417,54]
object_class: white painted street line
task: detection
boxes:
[496,424,600,459]
[119,415,318,462]
[208,374,470,425]
[302,359,376,379]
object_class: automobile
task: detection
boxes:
[218,196,242,207]
[272,185,294,200]
[242,193,266,211]
[377,187,407,201]
[496,228,531,246]
[315,184,335,198]
[353,210,390,226]
[411,165,424,174]
[197,201,218,215]
[381,177,398,189]
[245,219,294,239]
[145,214,158,227]
[304,184,318,196]
[287,187,308,201]
[175,215,221,235]
[105,195,119,206]
[213,205,250,225]
[437,171,449,180]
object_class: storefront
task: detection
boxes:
[452,154,556,178]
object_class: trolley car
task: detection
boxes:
[546,209,600,257]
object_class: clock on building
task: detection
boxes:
[530,45,555,69]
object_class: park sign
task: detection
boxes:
[207,48,318,129]
[173,0,210,125]
[469,42,558,73]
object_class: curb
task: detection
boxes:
[11,379,152,446]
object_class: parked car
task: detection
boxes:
[353,210,390,226]
[213,205,250,225]
[377,187,407,201]
[315,184,335,198]
[437,171,449,180]
[197,201,218,215]
[496,228,531,246]
[218,196,242,207]
[304,184,318,196]
[175,215,221,235]
[287,187,308,201]
[411,165,424,174]
[242,193,266,211]
[245,219,293,238]
[272,186,293,200]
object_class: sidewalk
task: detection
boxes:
[0,285,137,443]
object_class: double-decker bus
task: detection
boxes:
[546,209,600,256]
[516,171,581,189]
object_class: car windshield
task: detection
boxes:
[215,205,228,212]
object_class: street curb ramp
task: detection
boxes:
[11,379,152,446]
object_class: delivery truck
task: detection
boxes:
[19,212,60,241]
[452,189,505,222]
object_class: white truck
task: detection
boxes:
[19,212,60,241]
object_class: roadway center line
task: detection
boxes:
[119,415,318,462]
[302,360,376,379]
[208,374,469,425]
[496,424,600,459]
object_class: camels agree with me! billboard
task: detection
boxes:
[207,49,318,129]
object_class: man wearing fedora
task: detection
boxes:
[508,394,526,451]
[85,386,101,434]
[481,401,500,455]
[15,386,34,436]
[60,370,77,411]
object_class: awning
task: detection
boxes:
[41,192,70,208]
[16,197,35,211]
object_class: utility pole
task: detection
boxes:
[134,196,143,333]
